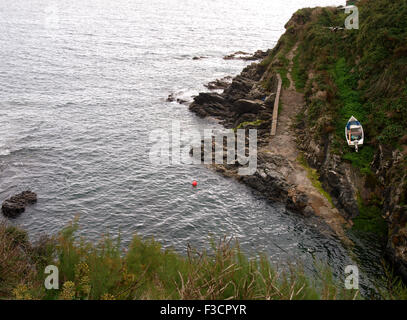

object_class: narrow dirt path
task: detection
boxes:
[265,43,352,245]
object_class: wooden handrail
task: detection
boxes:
[271,74,282,136]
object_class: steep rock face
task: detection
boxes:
[278,1,407,280]
[296,130,360,219]
[295,72,407,280]
[295,72,407,279]
[371,145,407,279]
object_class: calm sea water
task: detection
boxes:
[0,0,385,294]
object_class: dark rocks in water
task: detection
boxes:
[246,49,271,61]
[167,93,190,105]
[193,92,227,105]
[188,56,314,216]
[176,98,188,105]
[302,206,315,217]
[2,191,37,218]
[189,92,233,119]
[223,50,270,61]
[223,51,250,60]
[167,93,176,102]
[286,189,309,213]
[204,76,232,90]
[189,60,272,128]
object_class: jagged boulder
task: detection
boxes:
[204,76,232,90]
[286,188,309,213]
[189,92,232,118]
[223,77,254,101]
[2,191,37,218]
[232,99,264,114]
[192,92,226,105]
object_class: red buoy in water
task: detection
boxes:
[192,180,197,187]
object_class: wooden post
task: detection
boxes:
[271,74,282,136]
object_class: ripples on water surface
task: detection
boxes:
[0,0,385,294]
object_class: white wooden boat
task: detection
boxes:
[345,116,364,152]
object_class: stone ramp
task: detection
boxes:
[266,43,352,246]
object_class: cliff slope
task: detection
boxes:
[281,0,407,279]
[189,0,407,279]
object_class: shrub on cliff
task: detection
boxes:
[0,221,366,300]
[2,221,407,300]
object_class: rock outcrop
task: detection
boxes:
[297,131,360,219]
[223,50,270,61]
[371,145,407,279]
[189,62,271,127]
[204,76,232,90]
[2,191,37,218]
[188,61,313,216]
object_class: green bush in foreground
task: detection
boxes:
[0,221,362,300]
[1,221,407,300]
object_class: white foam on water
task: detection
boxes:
[0,148,11,156]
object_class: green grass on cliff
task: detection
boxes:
[288,1,407,153]
[292,48,307,91]
[297,153,334,207]
[352,195,388,236]
[260,0,407,238]
[235,119,265,131]
[260,32,296,90]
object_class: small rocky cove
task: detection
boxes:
[1,0,406,300]
[188,56,350,242]
[185,13,407,281]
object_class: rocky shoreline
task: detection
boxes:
[189,60,330,217]
[187,47,354,246]
[187,6,407,281]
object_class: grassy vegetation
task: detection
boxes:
[0,221,376,300]
[260,1,407,239]
[278,66,290,89]
[352,195,387,236]
[278,99,283,115]
[292,47,308,91]
[261,32,296,90]
[289,1,407,154]
[235,119,265,130]
[298,153,334,207]
[262,0,407,155]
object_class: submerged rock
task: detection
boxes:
[167,92,193,105]
[204,76,232,90]
[223,50,270,61]
[2,191,37,218]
